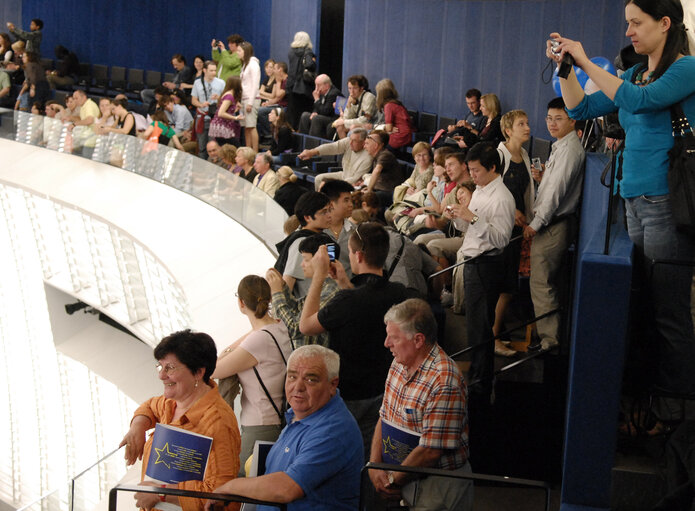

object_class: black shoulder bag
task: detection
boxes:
[252,329,289,427]
[668,103,695,234]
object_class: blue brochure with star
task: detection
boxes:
[145,424,213,483]
[381,418,421,464]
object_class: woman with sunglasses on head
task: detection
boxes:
[119,330,241,511]
[551,0,695,397]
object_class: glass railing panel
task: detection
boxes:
[0,109,287,255]
[70,447,128,511]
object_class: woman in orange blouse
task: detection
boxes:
[119,330,241,511]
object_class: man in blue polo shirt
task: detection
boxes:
[206,345,363,511]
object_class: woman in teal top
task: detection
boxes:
[549,0,695,396]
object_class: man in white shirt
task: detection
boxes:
[191,60,225,159]
[524,98,585,352]
[458,142,515,401]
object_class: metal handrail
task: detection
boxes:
[70,446,122,511]
[108,484,287,511]
[360,462,551,511]
[427,235,524,280]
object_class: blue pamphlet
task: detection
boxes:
[381,418,421,464]
[145,424,213,483]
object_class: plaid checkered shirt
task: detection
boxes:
[380,343,469,469]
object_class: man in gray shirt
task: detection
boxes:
[524,97,585,351]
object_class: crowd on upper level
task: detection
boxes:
[7,6,695,509]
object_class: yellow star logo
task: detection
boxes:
[382,436,397,458]
[154,442,177,469]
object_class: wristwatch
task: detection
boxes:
[470,215,479,225]
[387,471,396,486]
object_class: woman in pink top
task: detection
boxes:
[212,275,292,475]
[238,42,261,152]
[376,78,414,151]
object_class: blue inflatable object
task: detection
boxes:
[552,56,616,95]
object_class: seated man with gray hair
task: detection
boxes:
[297,73,342,139]
[207,344,363,511]
[298,127,373,190]
[370,298,473,511]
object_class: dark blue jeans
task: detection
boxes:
[625,193,695,395]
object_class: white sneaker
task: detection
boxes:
[540,339,559,351]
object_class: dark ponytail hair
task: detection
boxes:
[238,275,271,319]
[626,0,690,81]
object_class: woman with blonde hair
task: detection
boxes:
[220,144,237,169]
[286,31,316,128]
[392,141,434,203]
[232,146,257,182]
[375,78,414,151]
[457,92,504,148]
[274,166,305,216]
[212,275,292,475]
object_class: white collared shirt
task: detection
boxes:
[459,175,515,259]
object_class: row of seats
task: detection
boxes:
[40,59,175,99]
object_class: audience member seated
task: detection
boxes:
[6,19,42,56]
[392,141,434,204]
[0,33,13,68]
[113,94,148,132]
[230,146,256,181]
[239,41,261,152]
[332,74,376,139]
[160,94,193,147]
[439,88,486,147]
[94,97,115,130]
[370,299,473,511]
[191,60,225,159]
[142,54,194,108]
[5,40,24,84]
[375,78,414,152]
[274,191,331,295]
[208,75,243,147]
[16,51,48,111]
[69,90,101,156]
[360,129,405,209]
[266,234,340,348]
[259,58,277,102]
[219,144,237,170]
[211,275,292,475]
[456,93,503,148]
[267,107,293,162]
[299,127,373,191]
[207,345,363,511]
[297,74,342,138]
[298,222,414,457]
[252,152,280,198]
[258,61,288,142]
[180,55,205,94]
[492,109,534,357]
[97,98,135,136]
[140,110,184,150]
[273,166,305,216]
[56,93,79,121]
[205,140,228,168]
[119,330,241,511]
[0,69,12,108]
[211,34,244,80]
[46,45,78,89]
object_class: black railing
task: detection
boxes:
[108,484,287,511]
[360,462,551,511]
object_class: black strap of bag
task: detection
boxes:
[386,231,406,279]
[252,329,288,425]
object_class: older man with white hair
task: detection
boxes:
[297,74,342,138]
[207,345,363,511]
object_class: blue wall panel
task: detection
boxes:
[269,0,321,65]
[343,0,625,137]
[1,0,22,31]
[20,0,272,74]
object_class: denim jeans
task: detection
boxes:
[257,105,274,139]
[624,193,695,395]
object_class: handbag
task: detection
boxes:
[301,48,316,83]
[668,103,695,234]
